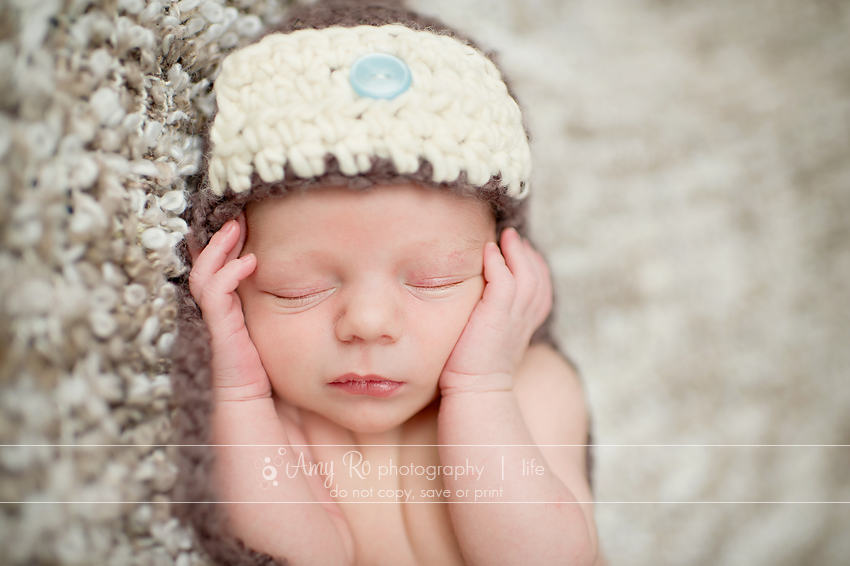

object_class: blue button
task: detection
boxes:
[349,53,412,100]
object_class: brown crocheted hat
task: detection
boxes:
[187,0,538,251]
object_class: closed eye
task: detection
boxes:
[268,288,334,307]
[404,279,468,297]
[411,282,463,291]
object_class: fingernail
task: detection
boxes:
[223,220,237,234]
[240,253,255,263]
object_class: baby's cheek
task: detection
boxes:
[417,299,479,362]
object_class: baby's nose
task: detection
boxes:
[334,286,402,344]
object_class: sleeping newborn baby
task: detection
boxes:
[178,1,599,564]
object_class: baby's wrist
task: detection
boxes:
[212,386,272,406]
[210,395,282,445]
[438,370,514,398]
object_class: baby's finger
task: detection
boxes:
[526,245,554,324]
[501,229,540,311]
[199,254,257,328]
[512,238,550,330]
[481,242,516,315]
[501,229,535,279]
[223,212,248,265]
[188,220,240,303]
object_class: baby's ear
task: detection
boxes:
[235,211,248,256]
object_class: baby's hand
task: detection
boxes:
[188,215,271,403]
[439,227,553,395]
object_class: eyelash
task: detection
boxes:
[410,281,462,292]
[272,290,330,305]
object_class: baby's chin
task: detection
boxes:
[274,384,441,436]
[324,403,423,434]
[315,389,439,435]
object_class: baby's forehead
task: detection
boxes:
[241,183,497,254]
[244,183,496,223]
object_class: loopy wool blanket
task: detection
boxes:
[0,1,288,564]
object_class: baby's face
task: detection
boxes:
[237,184,497,433]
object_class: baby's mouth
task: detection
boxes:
[329,374,404,398]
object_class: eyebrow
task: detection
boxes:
[419,234,489,252]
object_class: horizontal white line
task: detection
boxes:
[0,501,850,505]
[2,444,848,448]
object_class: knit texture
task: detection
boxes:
[208,25,531,197]
[0,0,289,564]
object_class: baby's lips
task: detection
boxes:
[329,373,400,384]
[328,374,404,398]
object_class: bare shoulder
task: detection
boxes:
[513,343,590,453]
[513,343,599,556]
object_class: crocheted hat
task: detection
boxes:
[187,0,536,249]
[207,24,531,198]
[174,2,560,565]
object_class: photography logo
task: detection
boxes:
[254,447,286,489]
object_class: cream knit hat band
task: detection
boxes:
[208,24,532,198]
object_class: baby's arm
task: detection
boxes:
[188,217,354,566]
[438,228,598,566]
